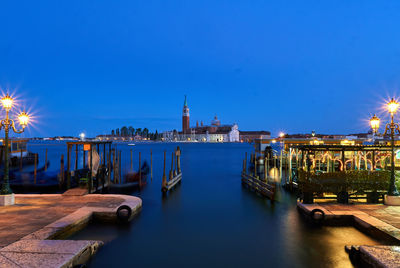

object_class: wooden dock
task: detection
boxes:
[162,147,182,193]
[241,172,276,201]
[241,152,276,201]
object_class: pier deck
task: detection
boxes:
[0,193,141,267]
[298,202,400,267]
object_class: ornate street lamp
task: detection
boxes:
[370,114,380,134]
[0,94,30,195]
[370,98,400,197]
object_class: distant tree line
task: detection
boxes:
[111,126,161,140]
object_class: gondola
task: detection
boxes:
[107,162,149,194]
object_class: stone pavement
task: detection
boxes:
[298,203,400,242]
[0,193,142,267]
[298,202,400,267]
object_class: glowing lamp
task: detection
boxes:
[80,133,85,140]
[18,112,29,127]
[279,132,285,138]
[387,98,399,114]
[370,114,380,133]
[1,94,13,111]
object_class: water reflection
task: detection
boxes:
[283,208,382,267]
[41,143,385,268]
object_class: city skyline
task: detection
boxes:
[1,1,400,137]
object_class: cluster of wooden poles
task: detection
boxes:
[29,143,184,195]
[241,152,276,201]
[162,146,182,193]
[61,143,155,192]
[21,149,41,184]
[246,152,281,181]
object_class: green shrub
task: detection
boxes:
[298,170,390,194]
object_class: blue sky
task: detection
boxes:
[1,0,400,137]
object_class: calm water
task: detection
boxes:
[29,142,383,267]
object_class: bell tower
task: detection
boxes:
[182,95,190,134]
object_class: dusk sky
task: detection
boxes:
[1,1,400,137]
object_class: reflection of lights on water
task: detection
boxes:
[269,167,280,182]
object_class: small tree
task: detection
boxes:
[143,128,149,138]
[128,126,135,137]
[121,126,128,136]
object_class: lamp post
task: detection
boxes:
[0,94,29,195]
[370,98,400,197]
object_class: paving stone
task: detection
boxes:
[0,194,141,249]
[0,252,74,268]
[0,253,20,268]
[20,228,61,241]
[360,245,400,268]
[0,240,96,255]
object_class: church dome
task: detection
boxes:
[211,115,221,126]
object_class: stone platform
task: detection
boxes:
[0,193,142,267]
[298,202,400,267]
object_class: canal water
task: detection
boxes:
[29,142,383,267]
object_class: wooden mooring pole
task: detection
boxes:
[34,153,37,184]
[254,153,257,178]
[264,156,267,181]
[174,149,178,176]
[119,150,122,184]
[60,154,64,186]
[45,148,48,171]
[245,152,247,174]
[162,150,167,191]
[176,147,181,174]
[150,149,153,182]
[130,149,133,171]
[20,149,23,171]
[112,149,116,183]
[169,152,174,181]
[139,152,142,187]
[75,145,78,170]
[67,145,71,189]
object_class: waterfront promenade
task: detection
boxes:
[0,193,141,267]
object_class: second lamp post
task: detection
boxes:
[370,98,400,197]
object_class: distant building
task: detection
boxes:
[163,96,240,142]
[239,131,271,142]
[182,95,190,134]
